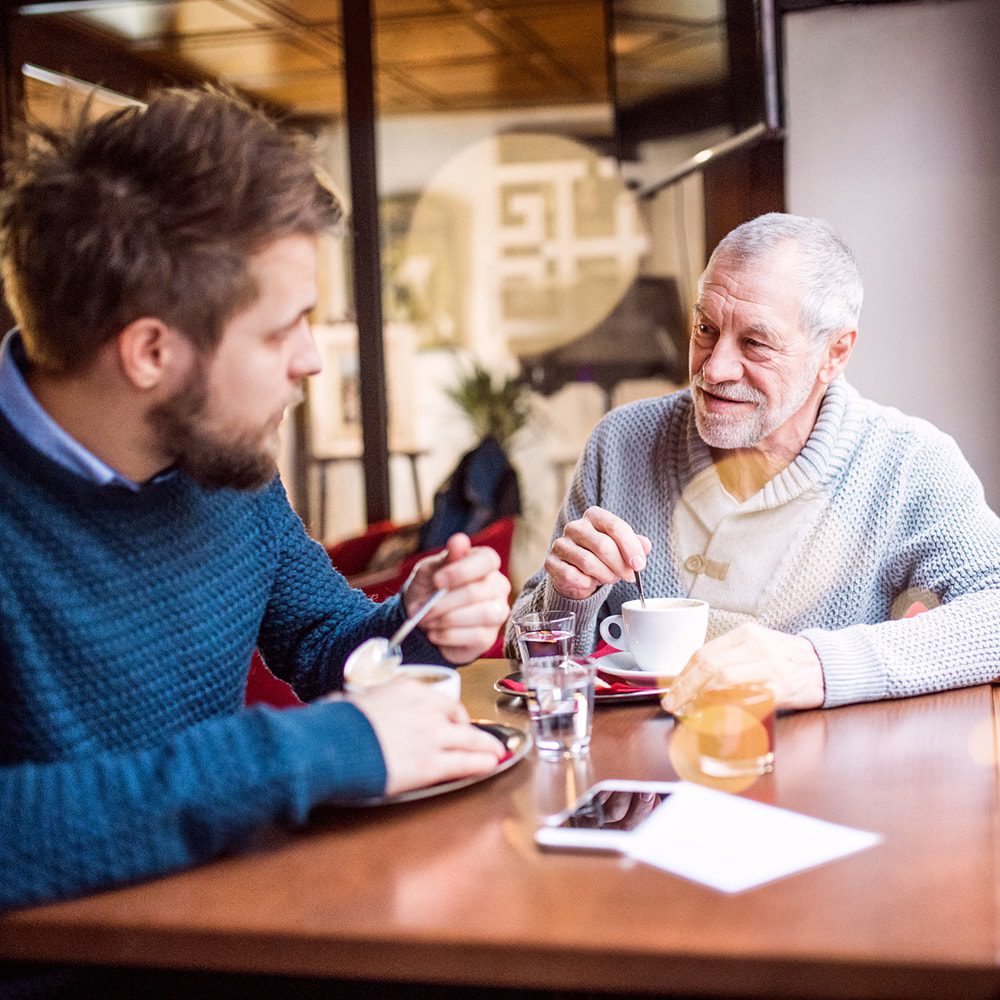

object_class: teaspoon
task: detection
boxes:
[343,587,448,688]
[634,568,647,608]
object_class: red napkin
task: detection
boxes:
[499,641,663,695]
[497,676,662,695]
[590,640,622,659]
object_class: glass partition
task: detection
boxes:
[3,2,773,576]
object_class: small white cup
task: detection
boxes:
[396,664,462,700]
[599,598,708,675]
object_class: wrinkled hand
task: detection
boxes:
[404,533,511,664]
[582,790,660,830]
[545,506,652,600]
[660,623,825,713]
[351,678,504,795]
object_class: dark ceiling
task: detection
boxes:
[11,0,729,124]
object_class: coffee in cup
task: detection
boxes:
[395,664,461,700]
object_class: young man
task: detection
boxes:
[0,87,510,911]
[510,213,1000,711]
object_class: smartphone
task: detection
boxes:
[534,780,677,853]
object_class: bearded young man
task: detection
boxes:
[509,213,1000,712]
[0,88,511,912]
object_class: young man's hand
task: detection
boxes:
[352,679,503,794]
[403,533,511,663]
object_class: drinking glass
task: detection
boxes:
[522,656,596,760]
[673,683,775,778]
[511,610,576,663]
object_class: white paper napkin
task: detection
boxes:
[626,782,882,893]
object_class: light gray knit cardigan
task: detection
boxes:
[510,379,1000,708]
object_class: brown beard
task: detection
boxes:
[147,360,278,491]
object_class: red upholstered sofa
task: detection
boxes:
[245,517,515,707]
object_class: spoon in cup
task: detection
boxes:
[343,587,448,689]
[634,567,647,609]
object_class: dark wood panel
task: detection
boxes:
[8,12,207,104]
[780,0,958,9]
[0,7,15,335]
[376,15,502,63]
[702,135,786,264]
[342,0,391,525]
[10,1,611,118]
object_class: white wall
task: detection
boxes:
[784,0,1000,509]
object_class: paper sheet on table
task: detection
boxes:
[626,782,882,893]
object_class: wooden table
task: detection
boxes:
[2,662,999,999]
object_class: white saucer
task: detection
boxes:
[598,650,679,682]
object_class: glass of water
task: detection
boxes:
[522,656,596,759]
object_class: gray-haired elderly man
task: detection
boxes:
[509,212,1000,711]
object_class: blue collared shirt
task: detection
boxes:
[0,329,141,490]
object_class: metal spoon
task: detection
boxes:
[389,586,447,648]
[634,568,647,609]
[343,588,448,689]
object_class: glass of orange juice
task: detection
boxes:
[674,683,775,778]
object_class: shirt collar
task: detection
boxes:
[0,329,142,491]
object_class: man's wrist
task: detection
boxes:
[796,634,826,708]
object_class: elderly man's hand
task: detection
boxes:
[660,623,825,713]
[545,506,652,600]
[586,789,661,830]
[404,533,511,664]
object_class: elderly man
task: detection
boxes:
[510,213,1000,712]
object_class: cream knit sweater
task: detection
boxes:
[510,379,1000,708]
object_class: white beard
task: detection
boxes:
[692,361,820,450]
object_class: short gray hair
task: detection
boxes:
[703,213,864,343]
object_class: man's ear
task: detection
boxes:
[115,318,189,391]
[817,328,857,385]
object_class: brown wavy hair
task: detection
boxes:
[0,86,342,375]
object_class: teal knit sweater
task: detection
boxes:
[0,410,442,911]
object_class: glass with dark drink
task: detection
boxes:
[512,611,576,663]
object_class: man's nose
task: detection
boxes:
[700,337,743,384]
[290,320,322,380]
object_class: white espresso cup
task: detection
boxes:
[599,598,708,675]
[395,664,462,700]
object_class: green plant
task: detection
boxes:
[445,361,532,451]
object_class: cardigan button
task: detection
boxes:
[684,554,704,573]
